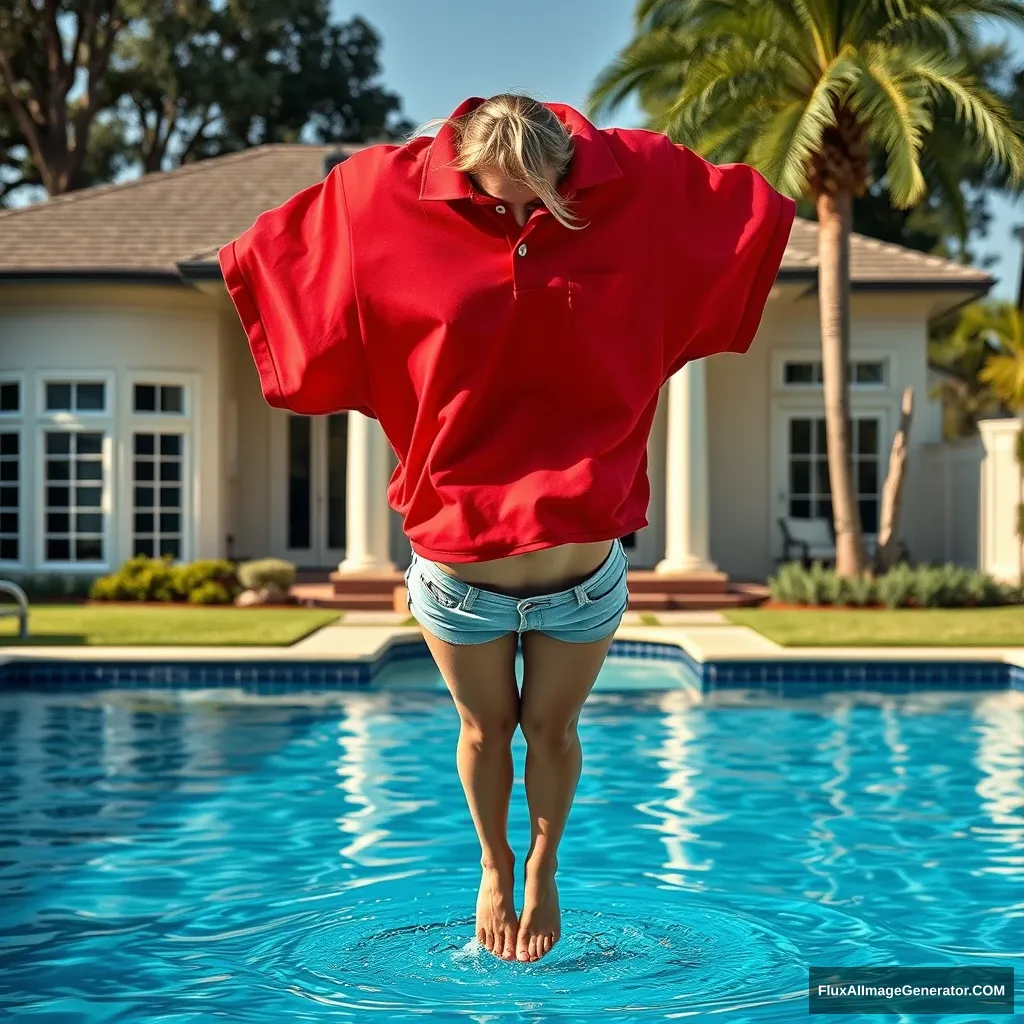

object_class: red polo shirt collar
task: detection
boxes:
[418,98,624,202]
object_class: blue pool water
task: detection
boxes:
[1,661,1022,1022]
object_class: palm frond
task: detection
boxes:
[750,52,857,193]
[587,28,692,121]
[909,48,1024,184]
[851,47,933,205]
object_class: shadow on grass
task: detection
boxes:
[0,634,87,646]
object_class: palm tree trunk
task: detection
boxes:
[816,191,869,577]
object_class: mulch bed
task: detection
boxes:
[79,600,302,610]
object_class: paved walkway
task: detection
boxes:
[3,611,1024,670]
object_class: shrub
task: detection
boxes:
[802,561,835,605]
[187,580,233,605]
[236,558,296,592]
[912,566,946,608]
[767,561,1017,609]
[90,555,178,602]
[876,563,919,608]
[173,559,237,600]
[845,574,876,607]
[768,562,807,604]
[89,556,238,603]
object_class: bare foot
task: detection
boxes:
[476,859,518,960]
[516,857,560,962]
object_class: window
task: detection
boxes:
[132,432,184,559]
[43,430,105,562]
[787,416,882,533]
[133,383,185,415]
[44,380,106,413]
[0,380,20,415]
[0,431,18,562]
[782,359,888,388]
[784,361,823,386]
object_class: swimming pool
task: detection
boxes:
[1,663,1021,1022]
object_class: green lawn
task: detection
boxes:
[725,608,1024,647]
[0,605,341,646]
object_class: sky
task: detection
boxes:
[333,0,1024,301]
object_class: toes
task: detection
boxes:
[529,935,539,961]
[516,935,531,962]
[503,926,517,959]
[483,928,494,952]
[542,934,553,955]
[477,927,487,948]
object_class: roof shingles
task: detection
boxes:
[0,143,992,289]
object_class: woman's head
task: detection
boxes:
[445,94,582,229]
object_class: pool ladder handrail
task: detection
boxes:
[0,580,29,639]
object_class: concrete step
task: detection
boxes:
[627,590,763,610]
[292,583,398,610]
[625,570,729,594]
[328,572,403,596]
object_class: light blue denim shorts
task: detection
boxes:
[404,538,629,646]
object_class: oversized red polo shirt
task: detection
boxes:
[219,99,795,562]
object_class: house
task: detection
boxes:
[0,143,993,599]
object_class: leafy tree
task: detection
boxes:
[590,0,1024,576]
[0,1,409,204]
[0,0,128,198]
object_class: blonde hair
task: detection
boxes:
[424,94,583,230]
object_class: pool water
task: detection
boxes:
[1,666,1022,1022]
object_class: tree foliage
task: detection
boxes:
[0,1,410,204]
[590,1,1024,259]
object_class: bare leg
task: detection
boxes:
[420,629,521,960]
[516,629,615,961]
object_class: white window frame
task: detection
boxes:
[0,372,26,420]
[770,395,894,555]
[0,424,24,571]
[37,372,114,420]
[121,372,196,564]
[35,371,116,572]
[773,349,897,393]
[130,379,190,418]
[0,374,26,570]
[36,424,114,573]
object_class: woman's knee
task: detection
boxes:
[459,709,518,748]
[520,712,579,753]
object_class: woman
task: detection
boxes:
[220,94,795,963]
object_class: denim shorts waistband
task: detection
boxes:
[414,537,625,609]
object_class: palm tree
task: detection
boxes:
[589,0,1024,576]
[951,301,1024,411]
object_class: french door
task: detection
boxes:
[274,413,348,568]
[773,405,888,544]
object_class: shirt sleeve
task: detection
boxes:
[218,165,375,418]
[661,142,796,380]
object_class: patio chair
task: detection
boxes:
[777,517,836,567]
[0,580,28,639]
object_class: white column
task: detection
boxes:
[337,412,396,573]
[656,359,717,573]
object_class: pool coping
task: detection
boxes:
[1,623,1023,696]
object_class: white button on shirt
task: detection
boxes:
[517,243,528,257]
[495,205,506,214]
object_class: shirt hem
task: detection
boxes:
[409,519,650,563]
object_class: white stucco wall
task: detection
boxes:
[705,290,944,580]
[0,283,224,572]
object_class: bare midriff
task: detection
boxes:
[434,540,615,599]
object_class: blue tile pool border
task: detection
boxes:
[0,637,1022,695]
